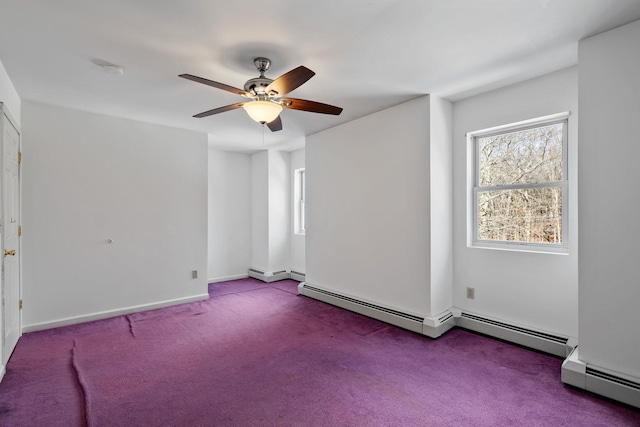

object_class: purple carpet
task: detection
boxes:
[0,278,638,426]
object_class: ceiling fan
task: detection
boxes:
[180,57,343,132]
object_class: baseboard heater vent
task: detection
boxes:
[586,368,640,391]
[289,271,306,282]
[439,312,454,324]
[563,348,640,408]
[301,285,423,322]
[248,268,287,275]
[299,284,425,334]
[248,268,289,283]
[457,312,569,357]
[461,313,567,343]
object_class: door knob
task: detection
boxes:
[4,249,15,257]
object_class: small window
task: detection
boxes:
[294,168,306,235]
[469,113,569,253]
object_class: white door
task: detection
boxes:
[2,110,20,365]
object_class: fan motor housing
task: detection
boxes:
[244,76,273,94]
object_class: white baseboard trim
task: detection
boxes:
[451,308,574,357]
[208,273,249,284]
[0,364,5,384]
[248,268,292,283]
[562,347,640,408]
[22,293,210,333]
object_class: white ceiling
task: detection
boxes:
[1,1,640,152]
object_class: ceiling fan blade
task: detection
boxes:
[179,74,250,97]
[266,116,283,132]
[281,98,343,115]
[265,66,315,96]
[193,102,245,118]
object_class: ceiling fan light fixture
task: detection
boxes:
[242,100,283,124]
[180,58,342,132]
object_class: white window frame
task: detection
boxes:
[468,112,570,254]
[294,168,306,235]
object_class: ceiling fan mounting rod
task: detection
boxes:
[254,57,271,76]
[243,58,276,95]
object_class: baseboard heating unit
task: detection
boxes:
[248,269,305,283]
[295,285,638,409]
[562,347,640,408]
[454,311,572,357]
[289,271,306,282]
[248,268,289,283]
[298,283,455,338]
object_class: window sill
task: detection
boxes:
[470,241,569,255]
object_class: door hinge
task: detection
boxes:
[18,152,22,164]
[19,299,23,310]
[18,226,22,236]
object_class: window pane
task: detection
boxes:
[477,187,562,244]
[479,123,563,186]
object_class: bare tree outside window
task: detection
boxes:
[473,119,567,248]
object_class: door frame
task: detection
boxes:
[0,102,22,369]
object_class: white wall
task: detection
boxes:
[251,151,269,272]
[0,59,20,125]
[21,101,208,330]
[268,150,290,272]
[208,149,251,282]
[430,96,453,315]
[452,67,579,337]
[290,148,305,274]
[306,96,435,317]
[250,150,290,274]
[578,20,640,379]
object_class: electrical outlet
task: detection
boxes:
[466,287,475,299]
[192,270,198,279]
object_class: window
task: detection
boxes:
[294,168,306,234]
[469,113,569,252]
